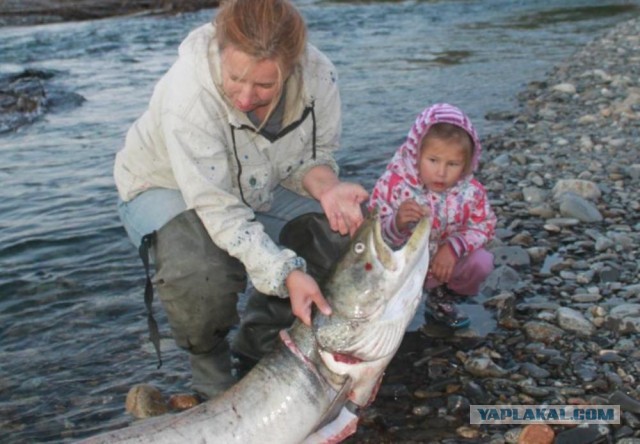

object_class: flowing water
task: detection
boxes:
[1,1,638,442]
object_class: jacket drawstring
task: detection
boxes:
[230,125,249,207]
[230,102,316,206]
[310,105,316,160]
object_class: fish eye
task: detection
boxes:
[353,242,365,254]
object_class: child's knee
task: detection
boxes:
[469,249,494,281]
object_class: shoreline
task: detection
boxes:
[0,0,219,28]
[347,15,640,443]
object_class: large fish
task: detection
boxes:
[82,214,431,444]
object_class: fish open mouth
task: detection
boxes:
[331,352,363,365]
[314,215,431,365]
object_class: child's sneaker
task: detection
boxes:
[425,285,470,329]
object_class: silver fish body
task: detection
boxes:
[81,215,431,444]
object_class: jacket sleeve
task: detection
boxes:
[446,180,496,258]
[280,49,340,196]
[161,92,305,298]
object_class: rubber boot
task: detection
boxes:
[152,209,247,399]
[189,339,235,399]
[231,213,350,367]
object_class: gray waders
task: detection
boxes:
[230,212,351,365]
[151,210,246,399]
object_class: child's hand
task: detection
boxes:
[396,199,430,231]
[430,244,457,283]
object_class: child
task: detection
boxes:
[368,103,496,329]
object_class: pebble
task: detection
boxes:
[125,384,168,419]
[517,424,554,444]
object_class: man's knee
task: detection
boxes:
[152,209,247,354]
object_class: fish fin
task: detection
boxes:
[303,405,359,444]
[312,376,354,432]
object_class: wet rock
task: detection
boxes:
[573,360,599,382]
[616,438,640,444]
[446,395,469,416]
[464,356,509,378]
[552,82,577,94]
[0,69,48,133]
[614,426,635,440]
[558,193,603,223]
[523,321,565,343]
[604,304,640,334]
[519,362,551,379]
[522,186,547,204]
[456,425,480,439]
[484,265,524,293]
[125,384,168,419]
[493,246,531,268]
[621,411,640,429]
[167,393,201,411]
[0,68,85,133]
[556,306,596,336]
[609,390,640,414]
[517,424,554,444]
[552,179,601,201]
[411,404,433,417]
[505,427,523,444]
[554,424,610,444]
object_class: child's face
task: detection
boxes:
[418,137,468,193]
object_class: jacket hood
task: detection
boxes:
[388,103,482,194]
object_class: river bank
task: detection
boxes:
[0,0,219,27]
[345,16,640,444]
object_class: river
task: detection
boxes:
[1,1,638,442]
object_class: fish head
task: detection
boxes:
[312,213,431,405]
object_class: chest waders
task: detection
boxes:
[142,210,349,398]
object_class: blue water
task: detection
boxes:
[1,1,638,441]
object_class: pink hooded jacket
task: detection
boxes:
[368,103,496,259]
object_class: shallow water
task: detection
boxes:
[1,1,638,442]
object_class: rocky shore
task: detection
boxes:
[346,16,640,444]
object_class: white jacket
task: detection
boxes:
[114,23,342,297]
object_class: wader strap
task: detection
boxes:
[139,232,162,369]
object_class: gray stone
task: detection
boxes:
[523,321,565,343]
[604,304,640,334]
[492,246,531,268]
[556,306,596,336]
[552,179,601,201]
[558,193,603,222]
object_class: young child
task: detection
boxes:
[368,103,496,329]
